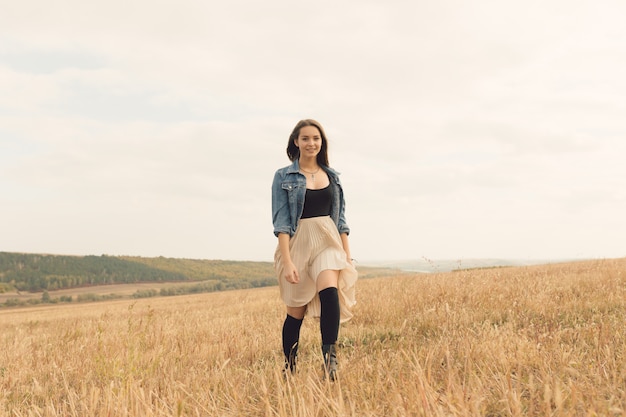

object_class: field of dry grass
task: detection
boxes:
[1,258,625,416]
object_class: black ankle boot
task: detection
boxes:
[284,342,298,375]
[322,344,337,381]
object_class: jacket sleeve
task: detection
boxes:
[272,170,292,237]
[337,183,350,235]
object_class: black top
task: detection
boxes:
[300,185,332,219]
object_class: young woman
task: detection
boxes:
[271,119,358,380]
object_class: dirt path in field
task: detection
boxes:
[0,281,201,303]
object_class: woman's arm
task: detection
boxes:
[278,233,299,283]
[272,170,292,237]
[340,232,353,265]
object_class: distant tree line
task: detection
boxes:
[0,252,276,293]
[2,291,123,308]
[0,253,188,292]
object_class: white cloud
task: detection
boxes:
[1,0,626,261]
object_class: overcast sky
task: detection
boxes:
[1,0,625,263]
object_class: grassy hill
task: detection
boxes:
[1,257,624,415]
[0,252,278,291]
[0,252,401,308]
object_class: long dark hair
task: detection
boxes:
[286,119,330,166]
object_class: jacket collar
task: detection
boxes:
[286,159,300,174]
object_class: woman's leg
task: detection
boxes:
[316,269,339,293]
[282,305,306,374]
[286,305,307,320]
[317,269,340,380]
[317,270,340,345]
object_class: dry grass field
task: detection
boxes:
[1,258,625,416]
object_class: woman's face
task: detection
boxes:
[295,126,322,159]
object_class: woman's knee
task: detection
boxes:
[316,269,339,292]
[286,305,307,320]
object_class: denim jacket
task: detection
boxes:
[272,159,350,237]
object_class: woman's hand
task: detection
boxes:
[283,260,300,284]
[278,233,299,284]
[340,233,353,267]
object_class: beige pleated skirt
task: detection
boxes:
[274,216,358,323]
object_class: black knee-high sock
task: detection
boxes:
[319,287,340,345]
[282,314,303,360]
